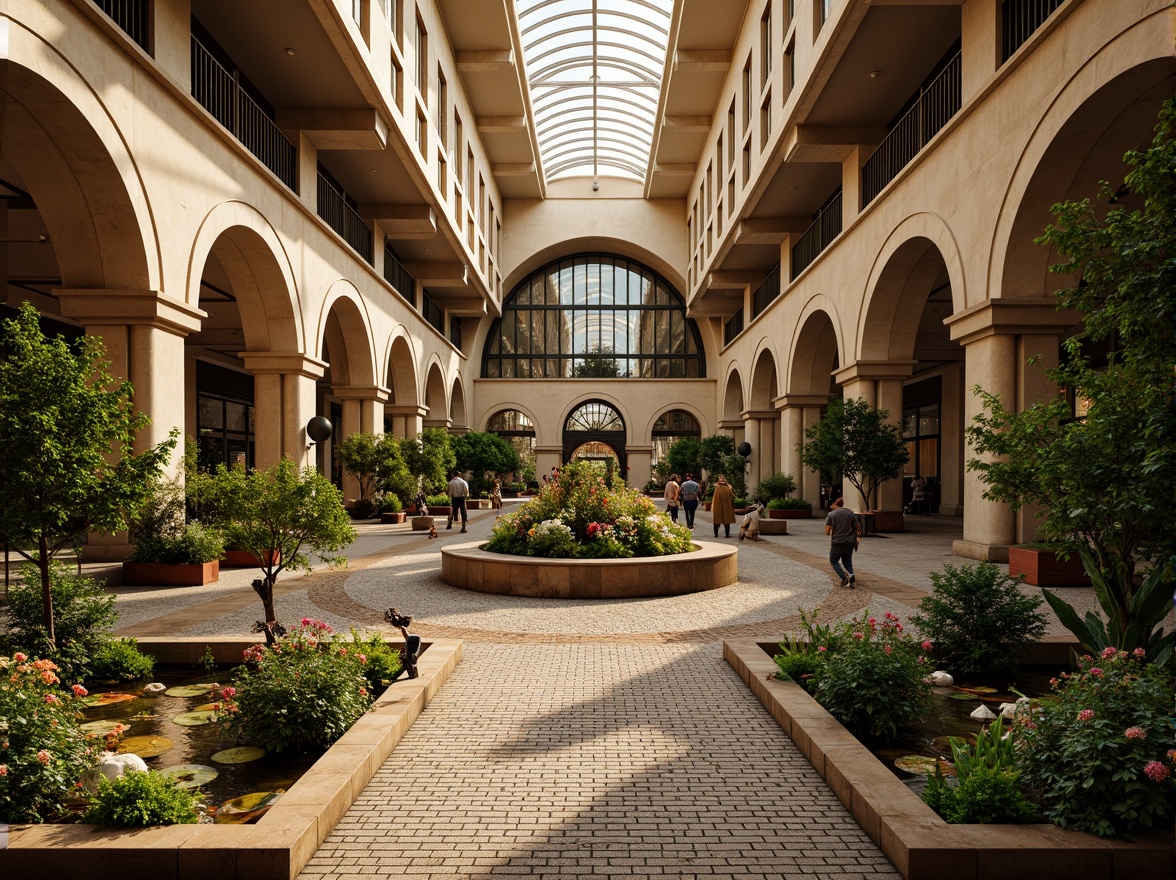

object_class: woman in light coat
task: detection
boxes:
[710,475,736,538]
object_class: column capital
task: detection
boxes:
[945,300,1082,345]
[774,393,829,409]
[717,419,743,430]
[739,409,778,421]
[332,384,391,403]
[239,352,327,379]
[422,418,452,430]
[55,288,205,336]
[385,403,429,418]
[833,360,917,384]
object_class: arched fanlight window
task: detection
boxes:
[482,254,704,379]
[487,409,537,464]
[651,409,701,471]
[565,401,624,432]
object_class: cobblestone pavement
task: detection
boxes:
[302,642,900,880]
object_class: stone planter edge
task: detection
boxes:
[121,560,220,586]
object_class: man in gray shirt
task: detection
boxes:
[824,497,861,587]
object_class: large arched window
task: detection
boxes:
[482,254,704,379]
[651,409,701,470]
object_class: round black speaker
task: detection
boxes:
[737,441,752,458]
[306,416,334,443]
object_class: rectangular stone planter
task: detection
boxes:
[1008,546,1091,586]
[767,508,812,519]
[467,499,491,510]
[0,636,462,880]
[722,638,1173,880]
[122,560,219,586]
[379,511,406,524]
[867,510,905,532]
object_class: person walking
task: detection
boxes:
[825,497,861,587]
[663,473,681,523]
[490,477,503,512]
[447,469,470,533]
[710,475,736,538]
[679,473,700,529]
[910,475,926,516]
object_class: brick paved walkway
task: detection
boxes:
[302,642,900,880]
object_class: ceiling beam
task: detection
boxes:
[457,50,515,73]
[404,262,468,287]
[783,125,887,163]
[492,163,537,176]
[736,218,811,245]
[673,50,731,73]
[662,116,712,133]
[274,108,388,150]
[706,270,763,289]
[477,116,528,133]
[360,205,438,238]
[652,163,696,176]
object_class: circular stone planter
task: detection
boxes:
[440,541,738,599]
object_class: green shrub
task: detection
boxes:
[84,770,200,826]
[773,649,821,687]
[1013,647,1175,837]
[0,654,99,823]
[0,564,117,681]
[378,494,402,513]
[221,619,374,753]
[425,494,451,508]
[767,497,812,510]
[808,611,932,739]
[911,563,1046,678]
[751,472,797,504]
[88,638,155,683]
[128,521,224,564]
[348,630,404,695]
[924,764,1037,824]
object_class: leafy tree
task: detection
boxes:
[0,302,175,649]
[572,344,621,378]
[338,432,410,515]
[698,433,735,479]
[801,397,908,510]
[399,427,455,493]
[450,431,521,494]
[967,98,1176,661]
[660,436,701,481]
[208,458,356,643]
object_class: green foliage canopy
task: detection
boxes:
[800,397,908,509]
[450,431,521,494]
[337,432,410,506]
[399,427,456,493]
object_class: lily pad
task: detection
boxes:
[894,755,955,776]
[949,692,978,701]
[219,791,281,813]
[80,720,127,737]
[211,746,266,765]
[159,764,217,789]
[118,735,174,758]
[88,692,137,707]
[165,684,214,698]
[193,702,224,713]
[930,735,974,754]
[956,686,998,694]
[172,710,218,726]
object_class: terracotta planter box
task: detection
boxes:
[427,506,452,518]
[867,509,905,532]
[221,549,280,568]
[122,560,219,586]
[767,508,812,519]
[1009,546,1091,586]
[702,502,712,511]
[380,511,407,524]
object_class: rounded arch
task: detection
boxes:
[787,298,841,397]
[990,19,1176,302]
[1,28,158,290]
[188,202,302,353]
[503,237,687,297]
[423,359,448,423]
[641,402,708,444]
[858,215,967,363]
[485,404,543,445]
[384,329,421,407]
[749,344,779,410]
[316,280,377,387]
[450,374,467,428]
[562,398,627,472]
[722,366,744,422]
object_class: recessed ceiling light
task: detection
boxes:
[285,47,295,56]
[869,70,880,78]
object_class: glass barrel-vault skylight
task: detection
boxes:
[517,0,673,184]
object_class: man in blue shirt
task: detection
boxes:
[679,473,700,529]
[824,497,861,587]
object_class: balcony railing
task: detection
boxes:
[94,0,148,50]
[191,36,297,191]
[317,173,373,264]
[791,191,843,280]
[862,51,961,207]
[384,245,415,306]
[1002,0,1064,62]
[449,316,462,351]
[723,306,744,347]
[751,263,781,320]
[422,291,445,336]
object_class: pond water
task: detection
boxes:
[81,668,318,823]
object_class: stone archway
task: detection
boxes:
[746,348,780,485]
[423,361,449,428]
[450,376,467,431]
[562,400,627,475]
[384,332,422,438]
[783,306,840,507]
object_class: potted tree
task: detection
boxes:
[338,432,410,520]
[123,478,224,586]
[801,397,909,532]
[752,472,812,519]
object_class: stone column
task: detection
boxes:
[802,405,825,507]
[240,352,328,469]
[777,394,827,507]
[385,404,427,439]
[833,360,915,511]
[332,385,391,503]
[56,289,206,560]
[534,445,562,486]
[625,444,652,489]
[739,409,778,490]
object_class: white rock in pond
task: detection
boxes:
[970,704,997,721]
[998,701,1017,719]
[142,682,167,694]
[925,671,954,687]
[80,751,149,791]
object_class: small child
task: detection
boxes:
[739,502,764,542]
[416,493,439,538]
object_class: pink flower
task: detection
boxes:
[921,640,933,651]
[357,654,368,664]
[40,670,58,685]
[1089,667,1103,677]
[1049,677,1059,687]
[71,684,88,697]
[0,764,7,776]
[852,632,864,641]
[1077,709,1094,722]
[358,687,368,697]
[868,617,877,627]
[884,644,893,655]
[301,617,312,627]
[12,653,26,662]
[895,623,903,633]
[816,646,827,653]
[1125,727,1147,741]
[1144,761,1170,783]
[1022,720,1038,731]
[1133,648,1147,658]
[36,749,50,765]
[43,693,58,704]
[1101,646,1117,659]
[220,686,236,698]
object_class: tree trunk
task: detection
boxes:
[261,576,278,645]
[38,533,56,651]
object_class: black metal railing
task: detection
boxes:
[384,245,415,305]
[723,306,744,347]
[791,191,843,280]
[317,172,373,263]
[751,263,781,320]
[94,0,148,50]
[191,36,297,191]
[862,52,961,207]
[449,316,462,350]
[422,291,445,336]
[1002,0,1064,62]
